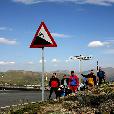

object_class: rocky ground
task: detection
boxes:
[5,83,114,114]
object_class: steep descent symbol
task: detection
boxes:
[30,21,57,48]
[33,32,51,45]
[39,32,44,38]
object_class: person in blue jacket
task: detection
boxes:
[97,67,106,85]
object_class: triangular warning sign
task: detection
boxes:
[30,21,57,48]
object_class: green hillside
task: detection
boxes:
[0,70,42,86]
[0,70,64,86]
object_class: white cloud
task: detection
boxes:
[0,38,16,45]
[12,0,114,6]
[0,27,13,31]
[27,61,34,64]
[88,41,111,48]
[39,59,46,63]
[0,61,15,65]
[77,0,114,6]
[12,0,41,4]
[65,60,70,62]
[51,58,59,63]
[51,33,70,38]
[0,27,6,31]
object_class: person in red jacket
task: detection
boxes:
[49,73,60,100]
[69,71,79,94]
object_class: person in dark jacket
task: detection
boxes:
[61,74,69,87]
[49,74,60,100]
[97,67,105,85]
[81,70,96,88]
[61,74,69,96]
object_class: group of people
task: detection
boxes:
[49,71,79,99]
[48,67,106,100]
[81,67,106,89]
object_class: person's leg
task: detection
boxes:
[70,86,76,93]
[67,87,72,95]
[54,88,59,99]
[49,88,54,99]
[103,77,105,83]
[65,88,68,96]
[88,83,93,90]
[94,77,97,86]
[69,86,74,93]
[74,86,78,93]
[62,86,66,96]
[99,78,102,85]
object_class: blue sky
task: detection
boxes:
[0,0,114,72]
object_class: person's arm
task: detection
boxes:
[49,79,51,87]
[66,78,69,85]
[103,71,106,80]
[68,76,71,86]
[58,78,60,86]
[103,71,105,76]
[76,76,79,87]
[61,79,63,85]
[81,74,88,78]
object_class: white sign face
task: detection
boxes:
[37,26,53,44]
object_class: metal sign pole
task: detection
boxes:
[79,59,81,73]
[97,60,99,72]
[79,59,82,83]
[42,47,44,101]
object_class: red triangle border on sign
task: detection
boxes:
[30,21,57,48]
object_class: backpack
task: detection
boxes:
[70,77,77,86]
[51,80,58,87]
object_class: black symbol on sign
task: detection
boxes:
[39,32,44,38]
[33,32,51,45]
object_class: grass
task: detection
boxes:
[1,83,114,114]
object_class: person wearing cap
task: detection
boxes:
[81,70,96,89]
[69,71,79,94]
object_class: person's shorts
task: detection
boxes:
[88,82,94,87]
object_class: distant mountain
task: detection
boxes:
[50,70,70,75]
[54,67,114,81]
[102,67,114,81]
[0,67,114,86]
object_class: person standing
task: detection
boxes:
[49,73,60,100]
[53,72,57,77]
[61,74,69,96]
[61,74,69,87]
[81,70,96,89]
[97,67,105,85]
[69,71,79,94]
